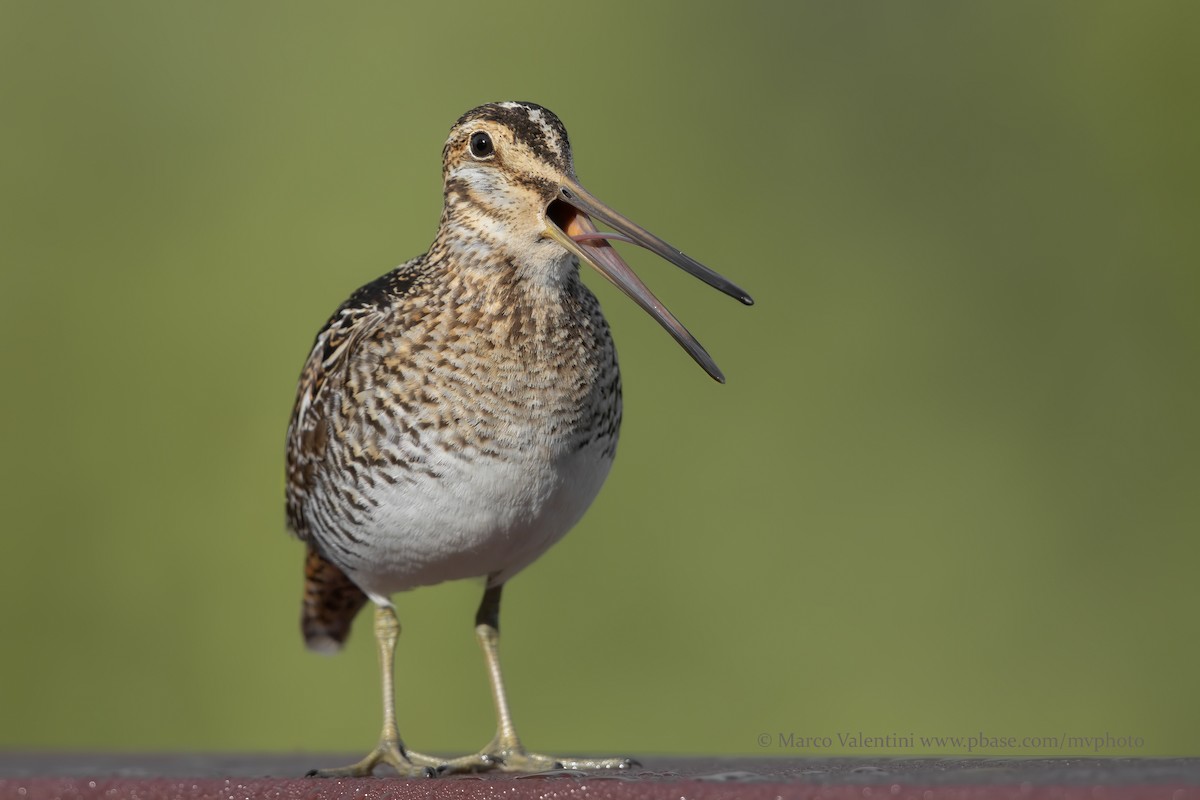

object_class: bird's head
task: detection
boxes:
[441,101,752,382]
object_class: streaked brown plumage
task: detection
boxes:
[285,102,750,777]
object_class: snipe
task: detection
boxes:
[285,101,752,777]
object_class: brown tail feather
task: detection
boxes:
[301,544,369,653]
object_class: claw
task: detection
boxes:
[430,746,635,775]
[306,742,440,778]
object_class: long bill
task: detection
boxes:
[558,178,754,306]
[545,178,751,383]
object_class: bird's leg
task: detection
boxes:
[307,604,437,778]
[436,584,639,774]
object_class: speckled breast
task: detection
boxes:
[293,270,622,600]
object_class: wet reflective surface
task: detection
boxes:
[3,753,1200,792]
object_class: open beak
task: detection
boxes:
[544,177,753,383]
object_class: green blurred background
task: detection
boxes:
[2,0,1197,759]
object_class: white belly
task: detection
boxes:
[343,441,613,601]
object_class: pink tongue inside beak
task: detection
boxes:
[562,209,647,292]
[571,230,637,245]
[565,210,636,246]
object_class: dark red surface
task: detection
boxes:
[2,755,1199,800]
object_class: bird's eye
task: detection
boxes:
[469,131,494,159]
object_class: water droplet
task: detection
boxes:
[695,771,769,782]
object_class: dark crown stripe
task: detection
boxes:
[453,102,571,172]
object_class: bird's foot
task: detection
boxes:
[306,741,440,778]
[435,745,639,775]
